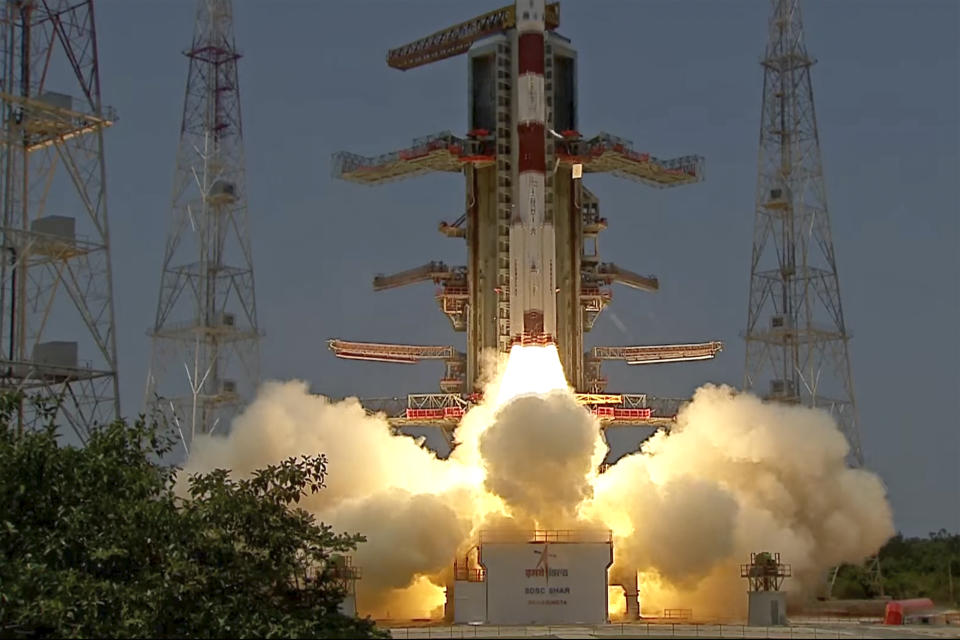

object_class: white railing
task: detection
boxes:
[385,619,889,639]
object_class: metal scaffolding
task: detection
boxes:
[0,0,119,439]
[386,2,560,71]
[328,1,718,431]
[741,552,792,592]
[146,0,261,451]
[332,129,702,189]
[349,391,682,431]
[743,0,862,465]
[590,341,724,365]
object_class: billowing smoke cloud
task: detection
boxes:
[585,384,895,617]
[595,469,740,587]
[326,489,470,617]
[183,382,457,505]
[181,380,479,617]
[479,390,604,526]
[182,360,894,620]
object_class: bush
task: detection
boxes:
[0,396,387,638]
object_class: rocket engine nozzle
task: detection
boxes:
[523,310,544,334]
[509,332,556,348]
[509,310,555,346]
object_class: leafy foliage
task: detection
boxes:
[0,395,387,638]
[833,529,960,604]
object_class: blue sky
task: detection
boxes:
[97,0,958,536]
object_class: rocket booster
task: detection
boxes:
[509,0,556,347]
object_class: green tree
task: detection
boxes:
[834,530,960,605]
[0,395,387,638]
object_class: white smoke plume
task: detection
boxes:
[479,390,605,526]
[585,384,895,617]
[183,382,458,504]
[181,381,479,617]
[325,489,470,617]
[182,358,894,620]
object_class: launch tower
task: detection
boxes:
[146,0,261,450]
[0,0,119,438]
[743,0,863,465]
[330,1,722,433]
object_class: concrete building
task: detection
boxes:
[741,552,791,627]
[748,591,788,626]
[452,530,613,625]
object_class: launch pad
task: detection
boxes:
[328,1,723,434]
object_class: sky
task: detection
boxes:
[94,0,958,537]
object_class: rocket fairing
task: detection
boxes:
[509,0,556,348]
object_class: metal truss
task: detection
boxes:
[386,2,560,71]
[556,132,704,187]
[328,340,466,392]
[146,0,260,452]
[590,341,724,365]
[327,339,459,363]
[331,131,494,184]
[0,0,119,440]
[333,129,704,189]
[744,0,862,465]
[348,391,684,431]
[373,261,466,291]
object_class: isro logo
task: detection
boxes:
[524,543,568,584]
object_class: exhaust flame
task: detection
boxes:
[608,585,626,619]
[494,344,569,406]
[182,345,894,620]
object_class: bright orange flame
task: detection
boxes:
[379,575,447,620]
[608,585,626,619]
[638,569,677,617]
[494,344,570,407]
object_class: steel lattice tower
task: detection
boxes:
[744,0,862,465]
[146,0,260,450]
[0,0,119,439]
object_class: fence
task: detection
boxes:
[386,621,899,639]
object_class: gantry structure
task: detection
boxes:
[0,0,119,439]
[146,0,261,450]
[740,552,792,592]
[744,0,862,465]
[330,2,721,434]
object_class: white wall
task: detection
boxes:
[747,591,787,626]
[480,541,612,625]
[338,594,357,618]
[453,581,487,624]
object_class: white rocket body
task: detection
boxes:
[509,0,556,347]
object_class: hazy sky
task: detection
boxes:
[95,0,958,536]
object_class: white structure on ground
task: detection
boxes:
[741,551,791,627]
[452,530,613,625]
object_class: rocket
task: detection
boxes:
[509,0,556,347]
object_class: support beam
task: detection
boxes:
[595,263,659,292]
[328,339,459,363]
[590,341,724,365]
[557,132,704,187]
[373,261,466,291]
[386,2,560,71]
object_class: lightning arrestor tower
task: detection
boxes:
[146,0,260,450]
[744,0,863,465]
[0,0,119,439]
